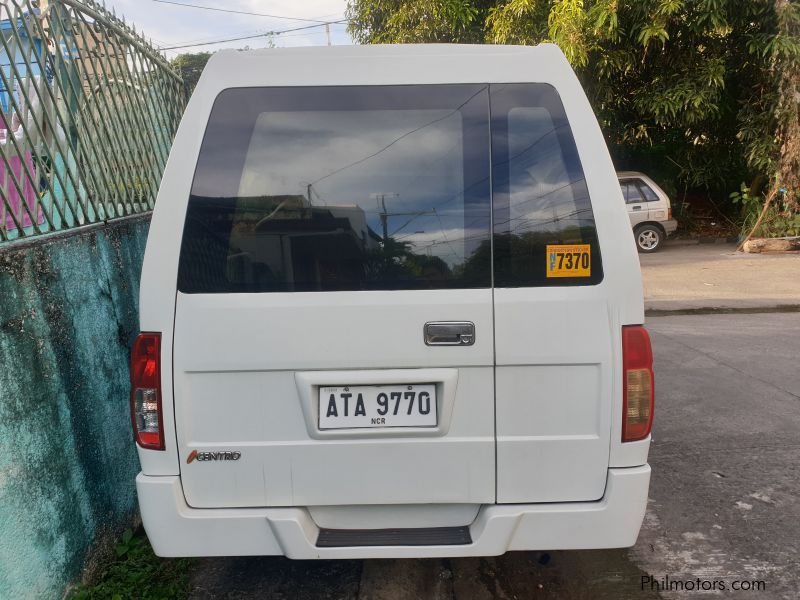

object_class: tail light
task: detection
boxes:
[130,333,164,450]
[622,325,654,442]
[668,206,673,220]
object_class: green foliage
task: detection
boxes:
[770,0,800,212]
[347,0,492,42]
[739,203,800,238]
[69,530,193,600]
[547,1,589,66]
[171,52,212,97]
[486,0,550,45]
[731,183,800,238]
[347,0,800,234]
[729,182,761,212]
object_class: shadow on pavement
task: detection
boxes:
[189,549,663,599]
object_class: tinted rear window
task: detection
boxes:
[178,84,602,293]
[490,84,603,287]
[178,85,491,293]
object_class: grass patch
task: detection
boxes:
[69,529,193,600]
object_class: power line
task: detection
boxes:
[160,32,271,50]
[311,86,488,186]
[278,25,349,40]
[160,21,347,50]
[158,28,267,48]
[160,20,348,50]
[151,0,342,24]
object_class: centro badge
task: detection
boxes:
[186,449,241,464]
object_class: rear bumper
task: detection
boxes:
[137,465,650,559]
[662,218,678,235]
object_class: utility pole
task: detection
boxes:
[371,193,400,260]
[371,192,399,245]
[325,23,332,46]
[380,196,389,243]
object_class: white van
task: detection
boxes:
[131,44,654,559]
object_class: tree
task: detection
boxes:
[171,52,213,97]
[736,0,800,244]
[771,0,800,212]
[347,1,800,234]
[347,0,494,42]
[170,33,276,98]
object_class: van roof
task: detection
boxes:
[197,44,572,91]
[212,43,553,60]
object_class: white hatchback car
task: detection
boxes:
[617,171,678,252]
[131,44,654,559]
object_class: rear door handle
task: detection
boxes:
[631,205,643,211]
[424,322,475,346]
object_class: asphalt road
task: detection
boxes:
[188,313,800,600]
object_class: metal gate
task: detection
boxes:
[0,0,185,242]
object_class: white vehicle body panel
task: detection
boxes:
[174,290,495,507]
[137,466,651,558]
[137,44,651,557]
[494,294,613,502]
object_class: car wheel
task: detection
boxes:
[635,225,663,253]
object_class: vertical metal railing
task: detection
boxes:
[0,0,185,242]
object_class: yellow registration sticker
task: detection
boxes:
[546,244,591,278]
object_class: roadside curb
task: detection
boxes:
[666,236,738,246]
[646,304,800,316]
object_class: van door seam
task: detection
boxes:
[488,83,498,505]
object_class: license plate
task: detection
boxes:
[318,384,437,430]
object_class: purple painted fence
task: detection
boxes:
[1,151,42,230]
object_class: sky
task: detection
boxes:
[105,0,353,59]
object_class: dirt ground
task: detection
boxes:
[639,243,800,311]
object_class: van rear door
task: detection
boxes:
[489,84,613,503]
[172,85,496,509]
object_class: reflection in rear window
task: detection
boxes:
[178,85,492,293]
[177,84,602,293]
[490,84,603,287]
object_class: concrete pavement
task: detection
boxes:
[187,312,800,599]
[634,313,800,599]
[640,243,800,311]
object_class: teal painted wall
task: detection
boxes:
[0,216,149,599]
